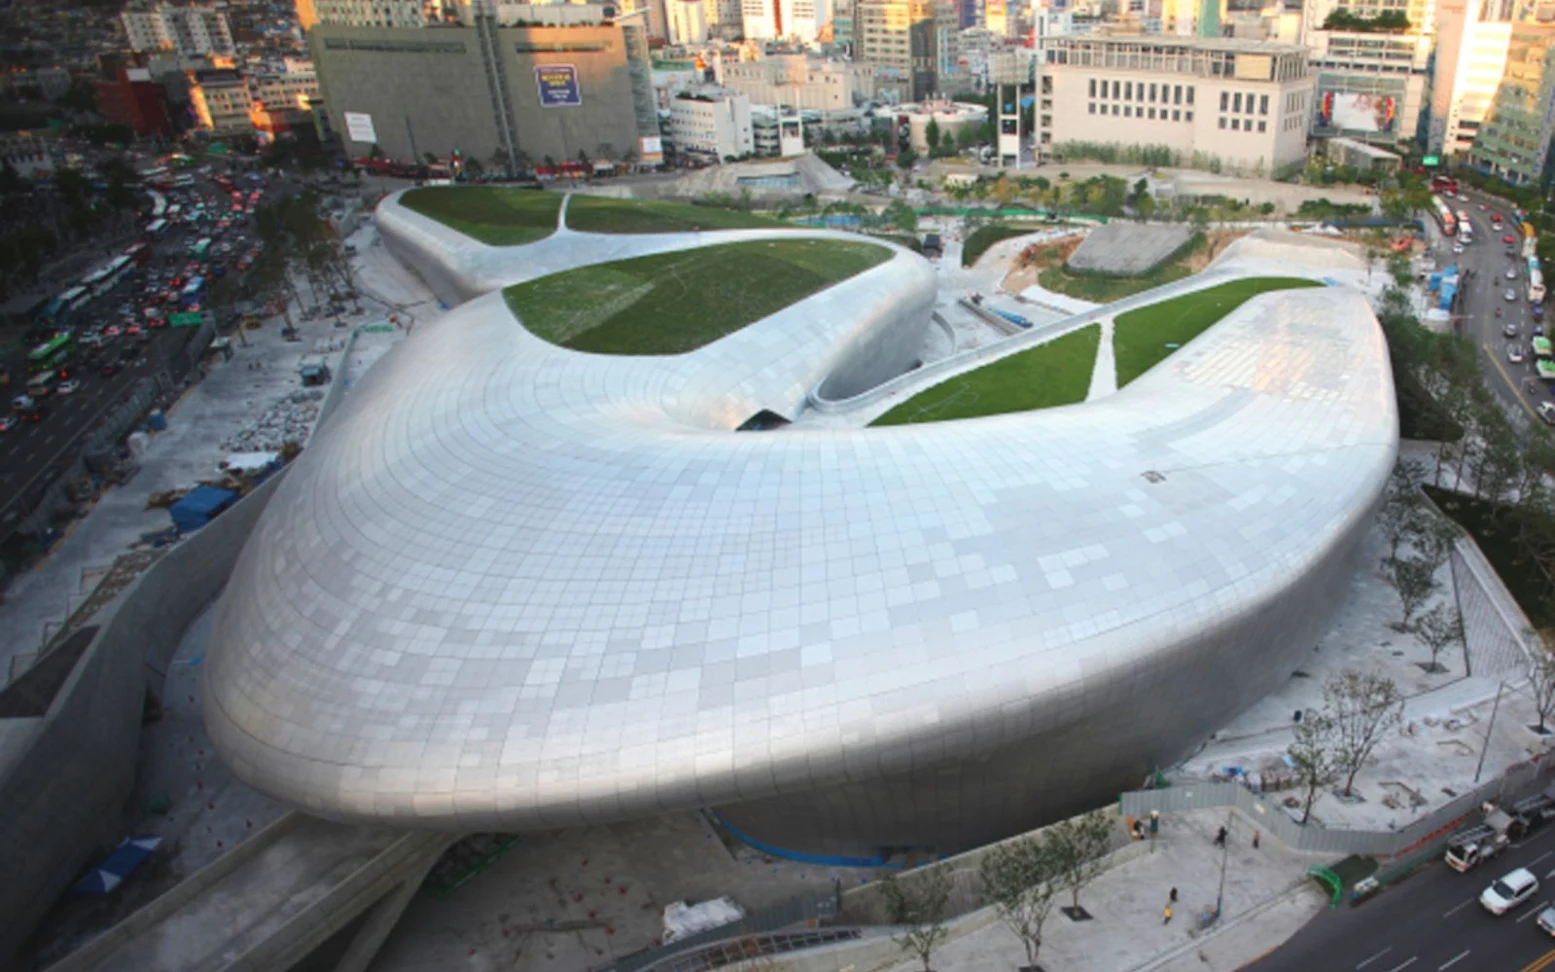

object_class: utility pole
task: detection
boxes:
[1476,681,1506,784]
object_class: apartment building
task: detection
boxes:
[1040,35,1314,176]
[670,87,755,157]
[121,4,235,57]
[306,0,447,28]
[189,69,254,136]
[1471,9,1555,187]
[720,55,873,112]
[855,0,938,101]
[740,0,833,41]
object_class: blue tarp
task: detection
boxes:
[169,485,238,533]
[73,836,162,894]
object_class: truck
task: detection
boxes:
[1445,803,1518,872]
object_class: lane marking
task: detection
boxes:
[1519,947,1555,972]
[1519,900,1551,922]
[1442,898,1475,917]
[1535,851,1555,868]
[1382,959,1417,972]
[1438,952,1470,971]
[1358,947,1393,969]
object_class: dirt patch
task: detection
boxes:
[1187,231,1249,271]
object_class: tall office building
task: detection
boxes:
[1471,2,1555,187]
[668,0,711,41]
[1299,0,1436,146]
[856,0,939,100]
[121,4,236,57]
[1429,0,1516,157]
[741,0,832,40]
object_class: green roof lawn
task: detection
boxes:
[1113,277,1322,387]
[398,187,562,246]
[564,195,797,234]
[504,239,892,356]
[871,324,1101,426]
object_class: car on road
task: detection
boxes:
[56,379,80,395]
[0,415,14,433]
[1509,268,1520,279]
[103,324,122,338]
[1507,289,1520,301]
[19,405,46,423]
[1453,243,1465,254]
[147,315,166,329]
[1540,906,1555,937]
[1505,320,1520,337]
[1505,235,1518,244]
[99,361,119,377]
[1483,867,1540,914]
[1509,344,1526,363]
[1541,403,1555,427]
[1457,193,1470,201]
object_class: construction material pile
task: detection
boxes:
[220,389,324,452]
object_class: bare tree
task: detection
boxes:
[1527,635,1555,734]
[980,835,1062,971]
[1378,459,1426,565]
[1412,602,1464,674]
[881,865,953,972]
[1289,710,1339,824]
[1383,555,1439,630]
[1327,670,1404,797]
[1048,809,1114,915]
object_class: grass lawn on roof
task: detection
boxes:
[564,195,796,234]
[870,324,1101,426]
[504,239,892,356]
[1112,277,1322,387]
[399,187,561,246]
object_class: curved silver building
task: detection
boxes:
[205,194,1397,854]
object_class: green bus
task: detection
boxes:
[28,333,74,373]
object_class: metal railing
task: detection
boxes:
[603,885,842,972]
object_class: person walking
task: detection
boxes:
[1169,887,1178,903]
[1253,831,1261,850]
[1213,825,1228,847]
[1163,903,1173,925]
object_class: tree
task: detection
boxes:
[885,198,918,232]
[1412,602,1463,673]
[1326,670,1404,797]
[462,156,485,180]
[1528,636,1555,734]
[1382,555,1438,630]
[52,166,89,206]
[925,118,941,155]
[423,151,439,166]
[1047,809,1113,914]
[980,835,1062,971]
[897,146,918,170]
[368,143,384,160]
[1288,711,1339,824]
[880,865,952,972]
[1378,458,1426,564]
[0,161,24,194]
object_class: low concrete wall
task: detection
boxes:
[0,471,288,967]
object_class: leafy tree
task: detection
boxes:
[1327,670,1404,797]
[462,156,485,180]
[0,161,25,194]
[880,865,952,972]
[52,166,89,205]
[897,146,918,170]
[885,198,918,232]
[1412,603,1463,673]
[423,152,439,166]
[1378,458,1426,563]
[980,835,1062,970]
[1289,710,1339,824]
[367,143,384,160]
[924,118,941,155]
[577,148,592,167]
[1047,809,1113,913]
[1383,555,1438,630]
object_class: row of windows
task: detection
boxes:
[1218,90,1269,115]
[1087,77,1195,105]
[513,40,613,52]
[1087,103,1193,122]
[1218,116,1268,133]
[321,37,467,53]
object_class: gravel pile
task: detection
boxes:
[221,389,325,452]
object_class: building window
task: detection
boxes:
[1089,102,1096,114]
[1149,83,1157,101]
[1174,84,1182,104]
[1233,92,1241,112]
[1113,80,1120,98]
[1219,116,1227,129]
[1259,94,1269,115]
[1258,120,1266,132]
[1172,109,1180,121]
[1186,111,1193,122]
[1112,104,1119,115]
[1089,79,1096,97]
[1232,118,1240,130]
[1125,81,1132,99]
[1187,86,1195,105]
[1220,91,1228,111]
[1148,107,1155,119]
[1246,92,1255,113]
[1124,105,1132,117]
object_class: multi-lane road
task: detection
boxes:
[1254,822,1555,972]
[0,169,266,532]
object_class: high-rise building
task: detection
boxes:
[1430,0,1516,157]
[668,0,711,41]
[670,87,755,157]
[94,67,175,137]
[307,0,439,28]
[188,69,254,136]
[121,4,236,57]
[1299,0,1436,147]
[855,0,938,100]
[1038,35,1314,176]
[1471,2,1555,187]
[741,0,832,40]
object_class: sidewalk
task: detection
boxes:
[883,809,1323,972]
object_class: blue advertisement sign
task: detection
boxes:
[535,65,582,107]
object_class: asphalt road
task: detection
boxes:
[1252,822,1555,972]
[1432,184,1546,429]
[0,169,268,530]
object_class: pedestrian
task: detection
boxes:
[1169,887,1178,903]
[1213,826,1228,847]
[1253,831,1261,850]
[1163,903,1173,925]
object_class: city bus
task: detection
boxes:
[27,333,74,373]
[1430,196,1457,236]
[180,276,206,309]
[82,255,133,297]
[37,285,92,329]
[1431,174,1459,195]
[1531,256,1547,303]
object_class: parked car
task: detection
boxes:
[1482,868,1539,914]
[1540,402,1555,427]
[1504,234,1518,244]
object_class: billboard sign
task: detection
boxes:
[1315,91,1396,134]
[343,111,377,144]
[638,135,663,164]
[535,65,582,107]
